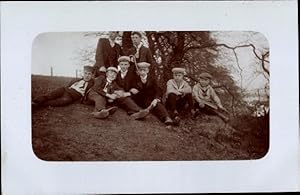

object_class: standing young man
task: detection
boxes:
[93,31,123,76]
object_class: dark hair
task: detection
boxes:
[84,66,96,73]
[131,31,142,38]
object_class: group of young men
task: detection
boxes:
[33,31,228,127]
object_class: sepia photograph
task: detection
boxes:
[31,31,270,161]
[2,1,298,194]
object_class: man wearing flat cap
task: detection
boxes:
[87,66,149,120]
[116,56,138,94]
[93,31,123,77]
[33,65,95,107]
[192,72,228,121]
[165,67,194,124]
[130,61,174,126]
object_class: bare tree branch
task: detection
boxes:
[232,49,243,89]
[183,43,270,64]
[261,52,270,75]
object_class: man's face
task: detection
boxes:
[131,34,142,46]
[119,61,130,72]
[83,70,93,81]
[137,67,149,77]
[109,32,118,40]
[173,73,184,82]
[199,78,210,87]
[115,36,122,46]
[106,70,117,81]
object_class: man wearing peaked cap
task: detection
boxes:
[137,62,151,69]
[32,65,95,108]
[118,56,131,63]
[199,72,212,79]
[172,67,186,75]
[192,71,228,122]
[106,66,119,73]
[166,67,194,124]
[131,61,174,126]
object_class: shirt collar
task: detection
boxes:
[134,42,143,49]
[106,78,113,83]
[140,75,148,83]
[120,70,128,77]
[108,38,115,47]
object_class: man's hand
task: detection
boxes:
[198,101,205,108]
[123,92,131,97]
[114,90,124,98]
[175,91,183,96]
[107,93,117,100]
[177,89,185,95]
[150,99,160,108]
[218,104,225,111]
[130,88,139,95]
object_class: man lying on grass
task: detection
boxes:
[32,65,95,108]
[87,66,149,120]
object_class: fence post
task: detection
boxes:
[51,66,53,77]
[76,69,78,78]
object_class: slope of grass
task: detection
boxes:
[32,75,268,161]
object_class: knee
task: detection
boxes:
[61,97,72,103]
[167,93,177,99]
[185,93,193,98]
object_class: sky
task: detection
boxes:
[31,31,269,93]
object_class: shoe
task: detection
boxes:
[91,110,109,119]
[173,116,180,126]
[171,110,179,118]
[106,106,118,115]
[164,117,174,126]
[32,101,42,110]
[130,109,150,120]
[192,109,200,119]
[33,96,47,105]
[191,109,196,116]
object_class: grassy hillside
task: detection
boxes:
[31,75,268,161]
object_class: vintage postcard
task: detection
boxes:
[1,1,299,194]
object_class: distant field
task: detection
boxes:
[31,75,268,161]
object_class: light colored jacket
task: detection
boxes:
[166,79,192,96]
[192,83,222,108]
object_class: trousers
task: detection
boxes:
[33,87,80,107]
[87,90,141,114]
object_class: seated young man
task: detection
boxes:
[166,67,195,124]
[87,66,149,120]
[116,56,137,95]
[32,65,95,107]
[192,72,228,122]
[131,62,174,126]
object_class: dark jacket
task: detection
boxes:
[115,67,137,92]
[94,38,122,70]
[132,74,162,107]
[127,45,155,65]
[90,75,122,97]
[66,78,95,101]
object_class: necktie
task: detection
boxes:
[79,81,87,89]
[104,81,112,93]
